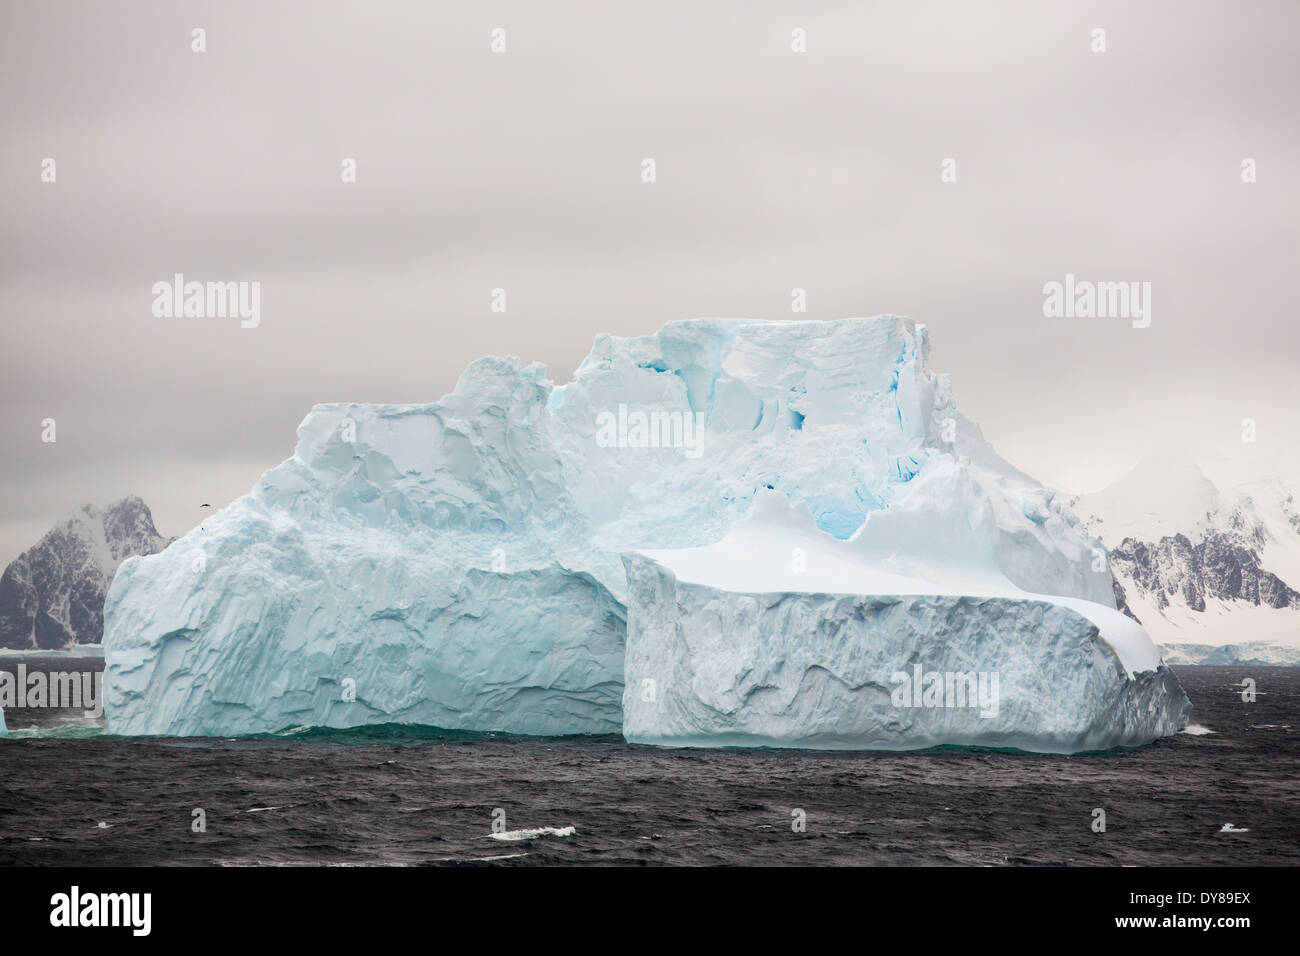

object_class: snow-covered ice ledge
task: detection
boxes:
[623,488,1190,753]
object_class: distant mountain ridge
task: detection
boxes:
[1070,456,1300,666]
[0,497,172,650]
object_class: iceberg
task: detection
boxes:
[102,316,1189,749]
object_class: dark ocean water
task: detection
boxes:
[0,665,1296,866]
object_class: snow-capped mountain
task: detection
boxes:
[1070,456,1300,666]
[0,497,172,650]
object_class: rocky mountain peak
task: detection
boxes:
[0,498,173,650]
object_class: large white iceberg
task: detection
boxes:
[102,316,1189,748]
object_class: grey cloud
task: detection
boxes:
[2,0,1297,562]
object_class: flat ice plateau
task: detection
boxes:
[102,316,1189,749]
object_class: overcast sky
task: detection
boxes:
[2,0,1297,563]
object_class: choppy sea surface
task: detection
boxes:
[1,664,1296,866]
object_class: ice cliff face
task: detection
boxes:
[624,488,1188,752]
[103,316,1187,748]
[0,497,171,650]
